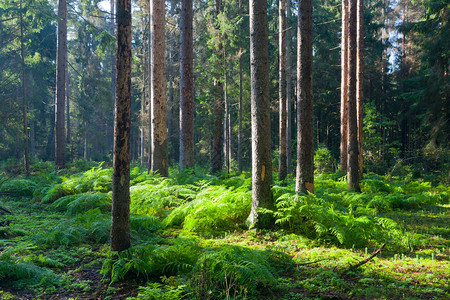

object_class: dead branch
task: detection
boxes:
[342,243,386,275]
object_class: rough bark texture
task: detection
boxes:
[357,0,364,180]
[247,0,274,229]
[347,0,360,192]
[179,0,194,171]
[211,0,223,174]
[55,0,67,169]
[296,0,314,194]
[150,0,168,177]
[111,0,132,252]
[278,0,287,181]
[340,0,349,172]
[286,0,292,176]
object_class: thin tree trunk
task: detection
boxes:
[286,0,292,175]
[55,0,67,169]
[296,0,314,194]
[347,0,360,192]
[19,1,29,175]
[179,0,194,170]
[66,58,71,148]
[110,0,116,154]
[224,56,229,172]
[237,0,243,173]
[247,0,274,229]
[356,0,364,180]
[211,0,223,174]
[278,0,287,181]
[340,0,349,172]
[111,0,132,252]
[150,0,168,176]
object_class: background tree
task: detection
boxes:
[278,0,287,181]
[55,0,67,169]
[340,0,349,172]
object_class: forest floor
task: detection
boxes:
[0,164,449,299]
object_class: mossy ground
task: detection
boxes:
[0,162,448,299]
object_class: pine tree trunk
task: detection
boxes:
[340,0,349,172]
[211,0,223,174]
[296,0,314,194]
[66,58,71,148]
[286,0,292,176]
[278,0,287,181]
[237,0,243,173]
[111,0,132,252]
[247,0,274,229]
[347,0,360,192]
[19,2,29,175]
[356,0,364,180]
[150,0,168,177]
[55,0,67,169]
[110,0,116,154]
[179,0,194,171]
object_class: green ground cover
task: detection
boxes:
[0,162,449,299]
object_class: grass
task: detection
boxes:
[0,162,449,299]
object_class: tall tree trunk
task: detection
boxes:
[237,0,243,173]
[111,0,132,252]
[55,0,67,169]
[340,0,349,172]
[247,0,273,229]
[150,0,168,177]
[286,0,292,175]
[167,0,176,165]
[110,0,116,154]
[347,0,360,192]
[19,1,29,175]
[211,0,223,174]
[66,58,71,149]
[179,0,194,170]
[278,0,287,181]
[224,55,229,173]
[296,0,314,194]
[356,0,364,180]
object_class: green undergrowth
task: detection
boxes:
[0,163,449,299]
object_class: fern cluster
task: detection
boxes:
[164,186,251,236]
[0,250,63,290]
[191,245,288,299]
[101,238,200,283]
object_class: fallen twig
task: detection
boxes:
[342,243,386,275]
[0,205,12,214]
[296,258,328,270]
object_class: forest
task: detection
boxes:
[0,0,449,299]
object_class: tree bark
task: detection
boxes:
[347,0,360,192]
[296,0,314,194]
[110,0,116,155]
[150,0,168,177]
[211,0,223,174]
[356,0,364,180]
[286,0,292,176]
[111,0,132,252]
[179,0,194,171]
[247,0,274,229]
[278,0,287,181]
[55,0,67,169]
[340,0,349,172]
